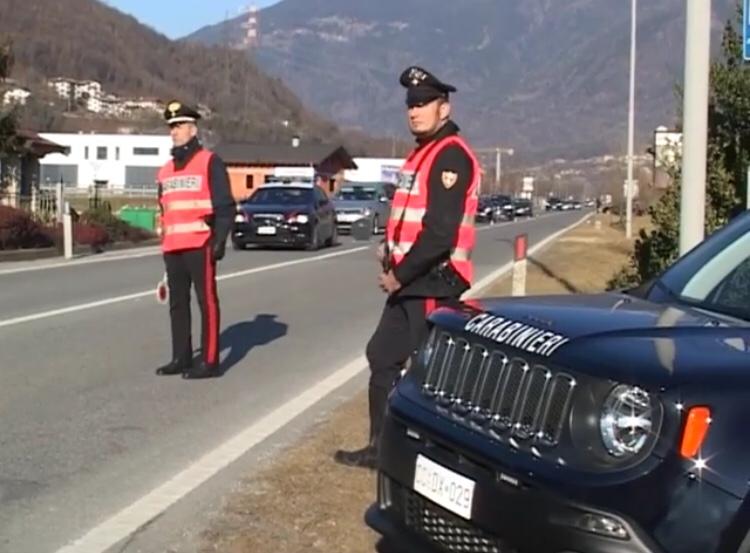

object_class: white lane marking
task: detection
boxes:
[0,246,369,329]
[50,213,587,553]
[465,212,593,299]
[53,355,367,553]
[0,247,162,276]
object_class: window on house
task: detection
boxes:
[133,147,159,156]
[115,147,120,161]
[84,146,89,160]
[245,174,255,189]
[96,146,107,160]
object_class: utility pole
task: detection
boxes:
[679,0,711,255]
[625,0,637,239]
[495,148,501,189]
[477,147,514,193]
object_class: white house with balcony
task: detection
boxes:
[48,77,74,99]
[37,133,172,191]
[2,87,31,106]
[47,78,104,113]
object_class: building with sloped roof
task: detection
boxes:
[214,139,357,200]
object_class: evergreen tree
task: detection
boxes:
[0,40,21,159]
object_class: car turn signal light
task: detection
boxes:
[680,406,711,458]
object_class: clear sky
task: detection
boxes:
[106,1,281,39]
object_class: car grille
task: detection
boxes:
[418,329,576,447]
[389,478,514,553]
[253,213,284,225]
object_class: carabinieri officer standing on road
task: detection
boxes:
[334,66,481,468]
[155,101,235,380]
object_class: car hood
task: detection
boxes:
[332,199,377,210]
[434,293,750,388]
[240,203,309,214]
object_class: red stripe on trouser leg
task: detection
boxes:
[425,298,438,316]
[204,245,219,365]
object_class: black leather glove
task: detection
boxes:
[212,236,226,262]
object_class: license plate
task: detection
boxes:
[337,213,363,223]
[256,226,277,235]
[413,454,475,520]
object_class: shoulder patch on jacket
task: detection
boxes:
[441,170,459,189]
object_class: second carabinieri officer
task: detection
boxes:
[334,66,481,468]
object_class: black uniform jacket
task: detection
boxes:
[392,121,475,299]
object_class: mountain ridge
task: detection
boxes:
[187,0,736,161]
[0,0,402,155]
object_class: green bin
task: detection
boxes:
[118,206,158,232]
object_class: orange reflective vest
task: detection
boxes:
[158,149,214,253]
[386,134,480,285]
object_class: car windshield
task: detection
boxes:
[337,187,378,201]
[657,213,750,321]
[246,187,312,205]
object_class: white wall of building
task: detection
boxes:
[38,133,172,190]
[345,157,404,183]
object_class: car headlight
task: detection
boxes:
[362,208,372,216]
[600,385,654,458]
[296,214,309,224]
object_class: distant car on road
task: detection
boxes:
[512,198,534,218]
[476,197,495,223]
[332,181,393,234]
[232,181,337,251]
[545,197,563,211]
[490,194,515,222]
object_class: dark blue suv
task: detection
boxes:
[367,212,750,553]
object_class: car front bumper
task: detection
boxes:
[366,406,740,553]
[232,222,312,247]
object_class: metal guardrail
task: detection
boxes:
[1,190,59,222]
[39,185,159,198]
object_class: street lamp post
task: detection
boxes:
[625,0,637,239]
[476,147,514,194]
[494,147,514,193]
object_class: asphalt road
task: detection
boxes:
[0,211,587,553]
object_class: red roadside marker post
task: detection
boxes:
[512,234,528,297]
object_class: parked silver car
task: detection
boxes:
[333,181,394,234]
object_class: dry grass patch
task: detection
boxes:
[198,391,380,553]
[484,213,650,297]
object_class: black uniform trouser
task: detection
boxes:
[164,243,220,366]
[366,295,458,444]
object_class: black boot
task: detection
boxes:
[333,385,387,469]
[182,362,221,380]
[333,441,377,469]
[156,359,191,376]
